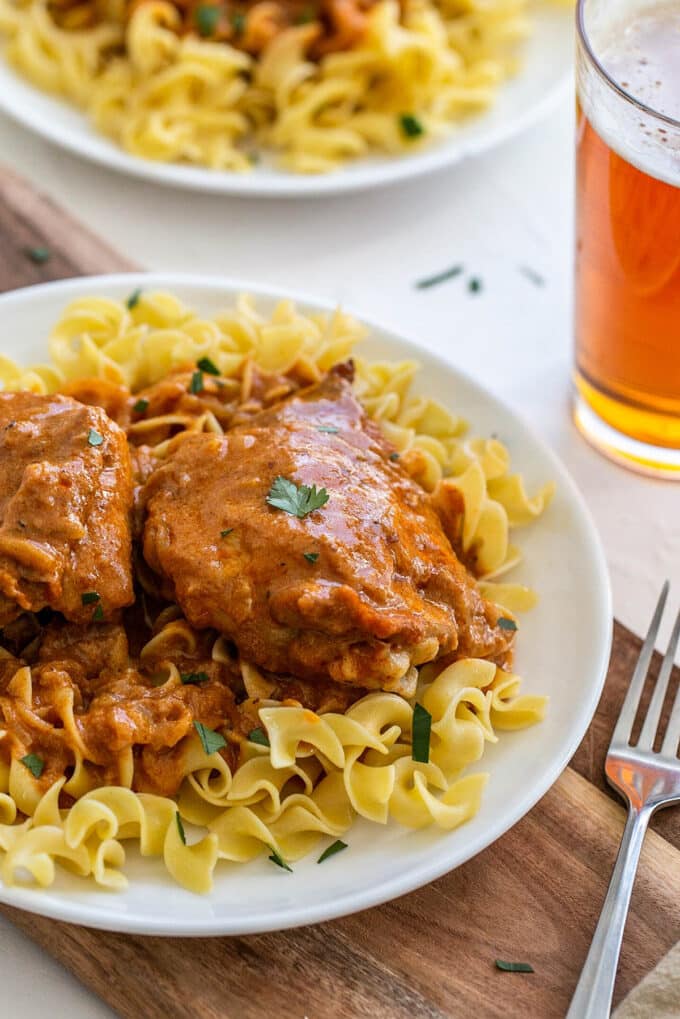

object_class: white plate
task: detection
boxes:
[0,9,573,196]
[0,274,611,935]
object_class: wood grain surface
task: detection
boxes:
[0,166,679,1019]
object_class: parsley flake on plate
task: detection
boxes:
[220,528,234,538]
[197,357,220,376]
[412,702,432,763]
[498,617,518,632]
[81,591,100,606]
[87,428,103,447]
[176,812,187,845]
[92,603,105,622]
[266,476,329,519]
[316,425,339,434]
[126,288,142,310]
[180,671,210,685]
[189,370,204,394]
[20,753,44,778]
[415,264,464,290]
[194,721,226,755]
[248,727,270,748]
[399,113,424,139]
[317,840,348,864]
[268,846,293,872]
[303,552,319,563]
[195,4,220,35]
[133,397,149,413]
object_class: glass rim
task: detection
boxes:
[576,0,680,130]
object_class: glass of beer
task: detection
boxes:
[573,0,680,477]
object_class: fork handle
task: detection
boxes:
[566,804,652,1019]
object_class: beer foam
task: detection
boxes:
[578,0,680,186]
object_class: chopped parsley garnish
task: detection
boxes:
[20,753,44,778]
[412,702,432,763]
[24,246,51,265]
[303,552,319,563]
[317,839,348,863]
[133,397,149,414]
[92,603,105,622]
[220,528,234,538]
[195,4,220,35]
[316,425,339,434]
[415,264,464,290]
[81,591,100,606]
[197,356,219,376]
[495,960,534,973]
[176,812,187,845]
[248,727,270,748]
[468,276,483,294]
[87,428,104,447]
[399,113,424,139]
[189,370,204,394]
[194,720,226,755]
[498,617,518,631]
[180,671,210,685]
[389,452,400,461]
[231,10,245,33]
[266,476,329,519]
[518,265,545,288]
[126,288,142,310]
[268,846,293,872]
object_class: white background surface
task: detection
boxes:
[0,87,678,1016]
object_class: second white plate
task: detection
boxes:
[0,8,573,196]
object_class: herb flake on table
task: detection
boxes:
[194,721,227,755]
[268,847,293,872]
[180,671,210,685]
[266,476,329,518]
[389,452,400,461]
[81,591,100,606]
[495,960,534,973]
[498,617,517,631]
[317,840,348,864]
[518,265,546,288]
[176,812,187,845]
[92,603,105,622]
[190,370,204,394]
[399,113,424,139]
[412,703,432,763]
[197,357,220,376]
[248,727,270,748]
[87,428,104,447]
[126,288,143,310]
[468,276,483,294]
[133,397,149,413]
[303,551,319,563]
[415,265,464,290]
[20,753,44,778]
[195,4,220,35]
[24,246,51,265]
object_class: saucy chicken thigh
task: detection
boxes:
[0,392,134,625]
[142,364,511,693]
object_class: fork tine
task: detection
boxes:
[612,581,669,746]
[660,623,680,759]
[637,607,680,750]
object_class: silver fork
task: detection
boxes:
[566,581,680,1019]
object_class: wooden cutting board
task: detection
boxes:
[0,166,679,1019]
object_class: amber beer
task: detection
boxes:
[574,0,680,474]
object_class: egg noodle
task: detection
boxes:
[0,0,533,172]
[0,292,552,892]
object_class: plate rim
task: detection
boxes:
[0,25,573,197]
[0,273,613,935]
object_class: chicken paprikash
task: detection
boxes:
[0,359,514,800]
